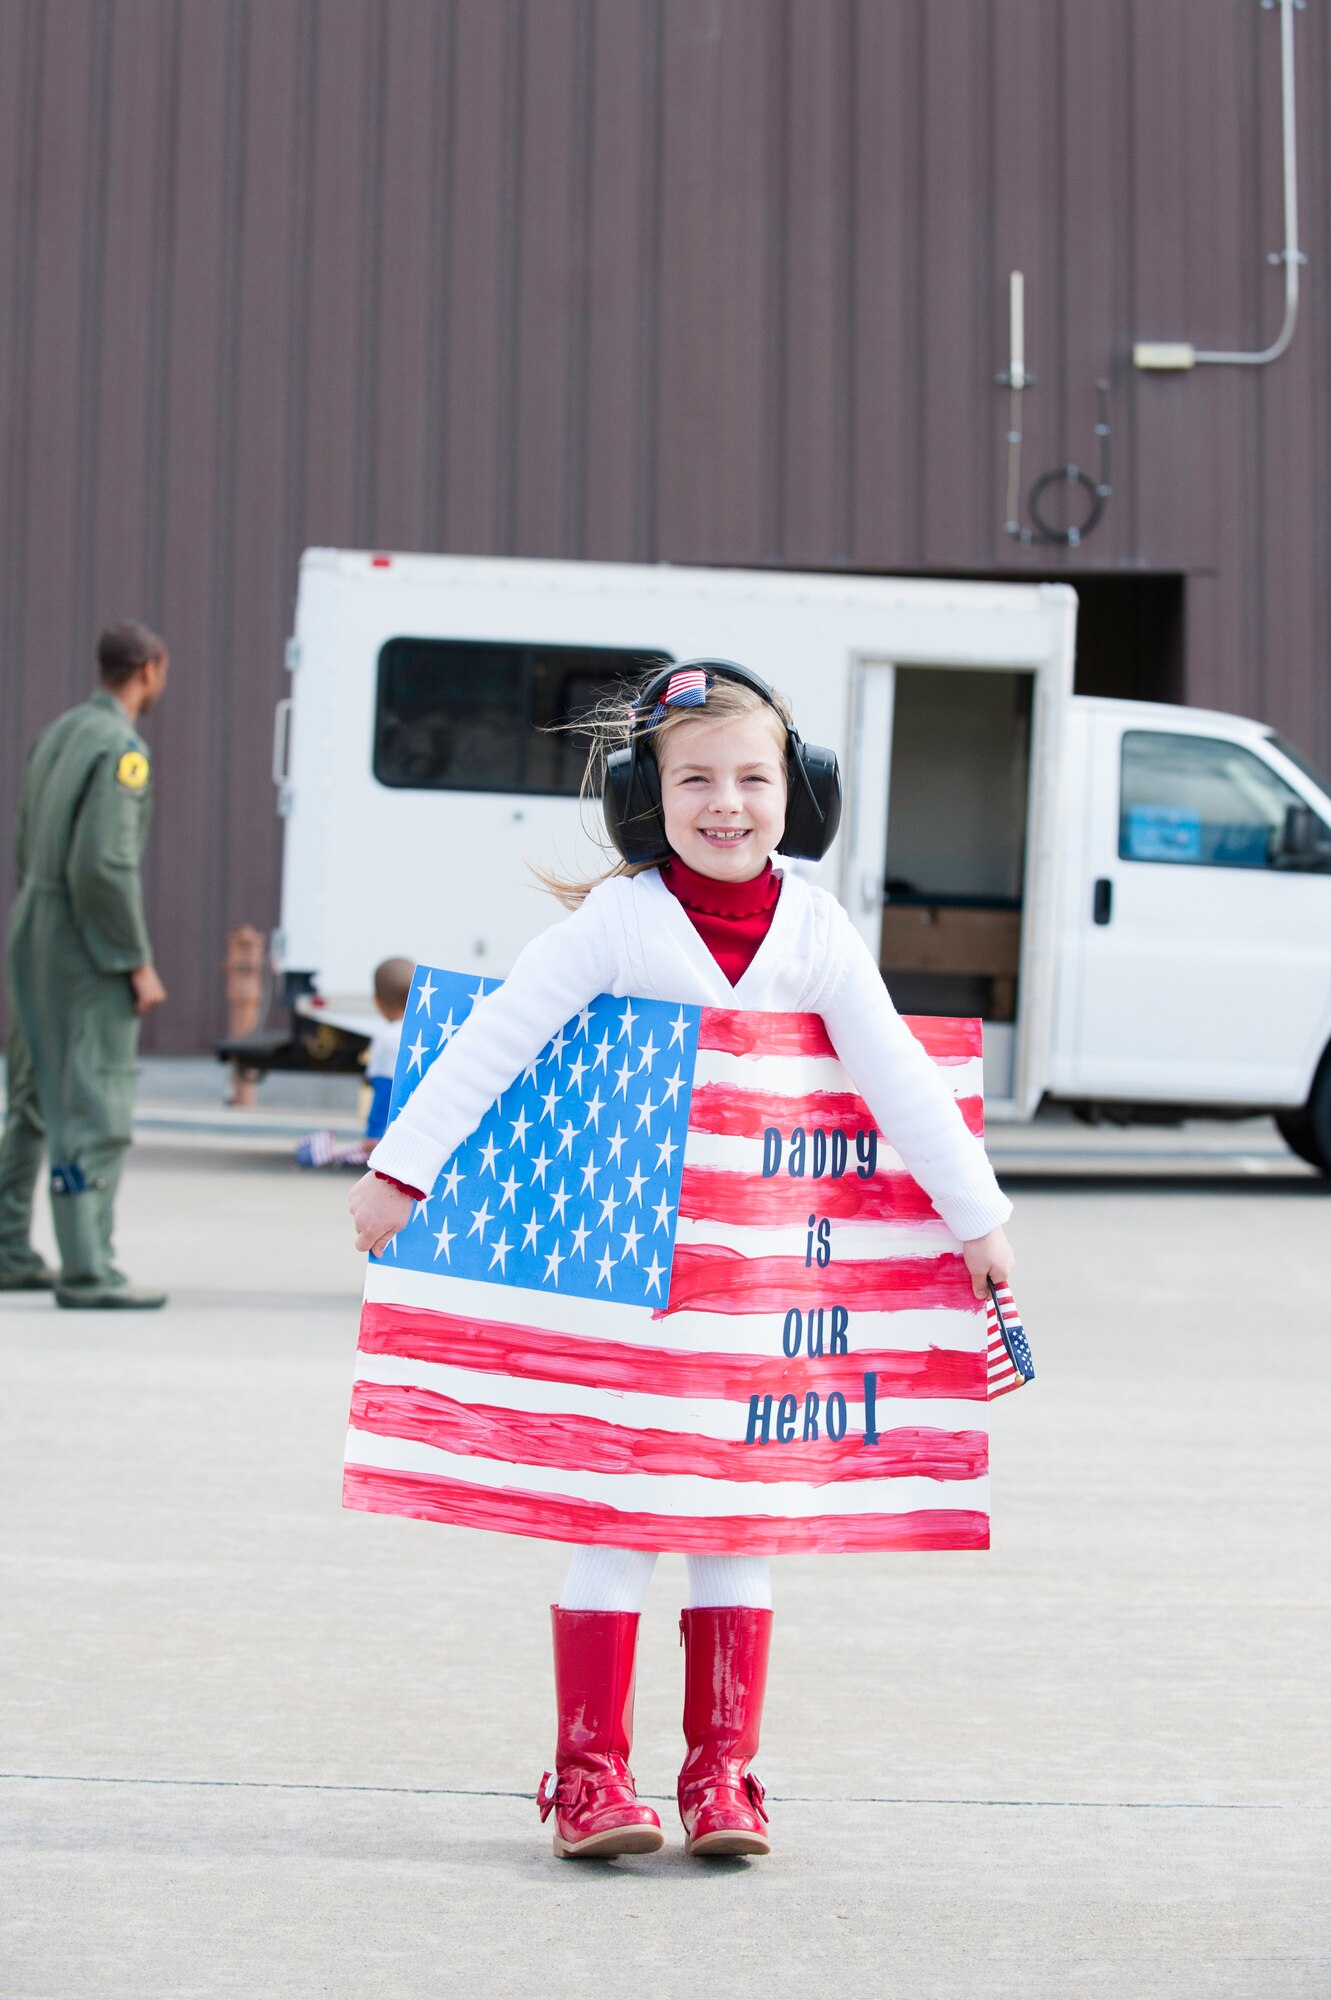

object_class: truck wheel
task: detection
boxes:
[1276,1050,1331,1173]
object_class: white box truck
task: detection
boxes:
[245,547,1331,1171]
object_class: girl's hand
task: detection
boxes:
[960,1225,1015,1300]
[349,1173,414,1257]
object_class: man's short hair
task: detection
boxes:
[97,622,168,688]
[373,957,415,1014]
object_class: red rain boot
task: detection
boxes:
[677,1606,772,1857]
[536,1607,664,1859]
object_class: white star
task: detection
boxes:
[655,1131,678,1173]
[605,1122,628,1166]
[624,1163,646,1205]
[499,1168,520,1211]
[643,1252,665,1297]
[406,1031,427,1073]
[595,1244,616,1289]
[620,1218,642,1263]
[477,1134,500,1177]
[599,1185,621,1229]
[488,1229,511,1274]
[414,1195,431,1226]
[521,1212,542,1251]
[583,1088,605,1131]
[566,1053,587,1093]
[520,1056,539,1085]
[432,1218,455,1263]
[570,1217,591,1260]
[661,1066,685,1109]
[636,1032,659,1072]
[436,1010,458,1049]
[668,1007,689,1049]
[634,1090,657,1133]
[613,1056,633,1098]
[575,1004,592,1037]
[544,1240,565,1285]
[441,1161,463,1203]
[540,1081,560,1123]
[467,1199,492,1242]
[509,1108,530,1150]
[557,1119,578,1158]
[548,1178,571,1222]
[618,1000,637,1042]
[529,1145,551,1186]
[415,970,436,1016]
[545,1025,568,1067]
[591,1031,612,1072]
[652,1190,672,1233]
[469,979,490,1007]
[580,1156,600,1196]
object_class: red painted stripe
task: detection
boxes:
[666,1245,973,1314]
[680,1163,943,1225]
[349,1381,988,1484]
[343,1464,990,1553]
[357,1302,987,1400]
[697,1010,982,1065]
[687,1082,983,1141]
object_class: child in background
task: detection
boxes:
[349,663,1014,1861]
[295,957,412,1169]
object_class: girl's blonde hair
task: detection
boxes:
[533,672,793,908]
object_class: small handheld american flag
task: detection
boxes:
[986,1280,1034,1398]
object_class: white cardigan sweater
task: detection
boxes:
[369,866,1011,1243]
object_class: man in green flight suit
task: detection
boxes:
[0,622,170,1307]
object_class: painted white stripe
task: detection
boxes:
[351,1351,990,1443]
[689,1048,983,1103]
[364,1264,986,1356]
[671,1214,957,1259]
[681,1130,928,1180]
[345,1427,990,1519]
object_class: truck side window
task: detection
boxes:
[373,640,671,794]
[1119,731,1311,869]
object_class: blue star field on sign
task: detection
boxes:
[374,968,702,1305]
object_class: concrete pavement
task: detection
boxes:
[1,1117,1328,1997]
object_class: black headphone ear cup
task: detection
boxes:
[780,743,843,861]
[602,742,669,864]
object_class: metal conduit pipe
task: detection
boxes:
[1133,0,1305,373]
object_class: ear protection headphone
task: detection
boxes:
[601,658,843,866]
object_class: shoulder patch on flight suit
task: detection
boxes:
[116,749,150,791]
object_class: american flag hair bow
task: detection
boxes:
[986,1280,1034,1398]
[638,668,711,731]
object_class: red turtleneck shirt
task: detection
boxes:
[659,855,782,986]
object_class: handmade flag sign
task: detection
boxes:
[344,967,999,1555]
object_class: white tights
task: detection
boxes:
[559,1546,771,1613]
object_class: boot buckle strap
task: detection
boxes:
[536,1767,593,1823]
[745,1771,768,1824]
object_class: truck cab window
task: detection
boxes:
[1119,731,1315,869]
[373,639,671,794]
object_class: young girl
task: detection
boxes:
[349,660,1014,1861]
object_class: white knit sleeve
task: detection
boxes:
[367,895,614,1196]
[817,906,1012,1242]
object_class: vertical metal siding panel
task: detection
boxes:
[87,1,163,633]
[582,0,656,561]
[656,0,773,563]
[440,0,510,553]
[990,0,1062,570]
[512,0,579,556]
[780,0,852,565]
[301,0,369,548]
[222,4,305,976]
[0,0,43,922]
[918,1,987,565]
[372,0,439,554]
[1127,0,1193,567]
[21,4,99,732]
[148,0,234,1051]
[848,0,923,568]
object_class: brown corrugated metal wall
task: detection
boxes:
[2,0,1328,1051]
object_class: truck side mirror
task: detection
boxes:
[1276,803,1331,871]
